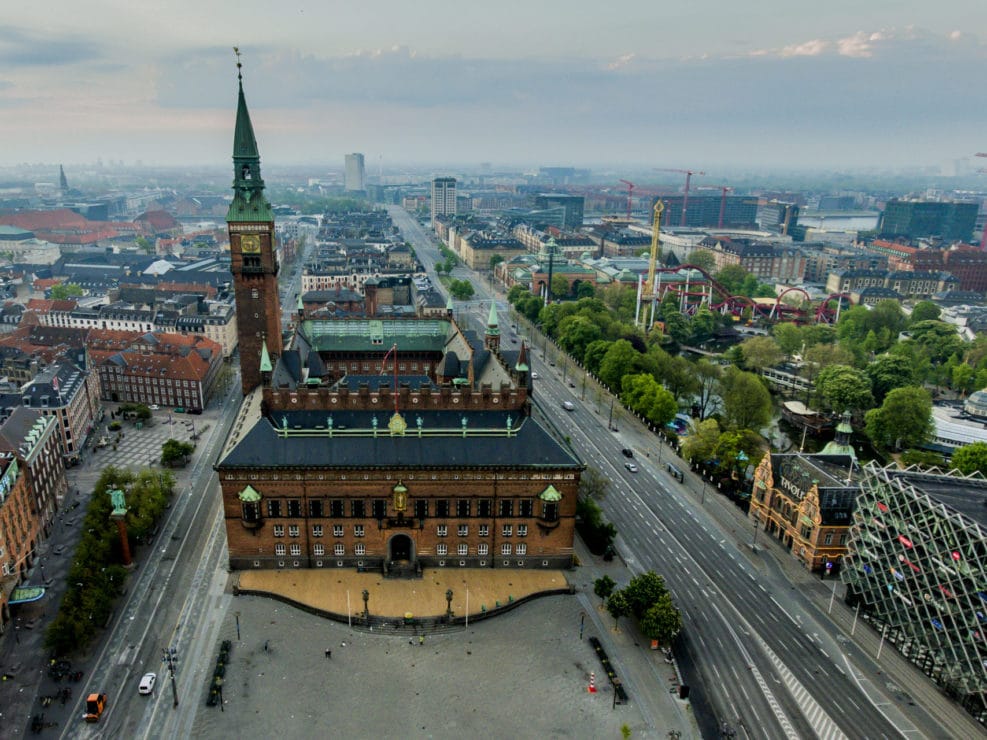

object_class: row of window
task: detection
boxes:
[263,498,544,519]
[273,543,528,557]
[272,523,531,538]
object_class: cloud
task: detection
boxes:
[0,27,102,67]
[779,39,831,58]
[605,53,635,71]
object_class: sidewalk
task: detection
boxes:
[0,390,234,738]
[569,536,700,739]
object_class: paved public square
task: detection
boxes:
[189,593,660,740]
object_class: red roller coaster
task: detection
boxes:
[642,265,853,325]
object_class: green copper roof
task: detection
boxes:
[486,301,500,335]
[233,81,260,161]
[539,484,563,502]
[446,296,454,310]
[238,484,262,503]
[227,78,274,223]
[260,339,273,373]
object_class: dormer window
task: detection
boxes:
[22,397,30,407]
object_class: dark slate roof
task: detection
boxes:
[302,289,364,304]
[442,351,462,378]
[771,454,858,526]
[333,375,433,391]
[306,351,325,378]
[218,410,581,470]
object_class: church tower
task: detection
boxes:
[227,60,283,395]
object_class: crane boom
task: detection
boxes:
[647,199,664,298]
[619,179,635,219]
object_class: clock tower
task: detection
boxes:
[227,67,283,395]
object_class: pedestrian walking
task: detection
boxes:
[325,648,332,659]
[264,640,269,652]
[419,635,424,646]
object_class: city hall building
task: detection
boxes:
[216,73,582,574]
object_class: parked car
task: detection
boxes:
[531,372,539,379]
[149,404,160,411]
[138,672,156,695]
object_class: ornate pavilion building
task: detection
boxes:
[216,73,582,574]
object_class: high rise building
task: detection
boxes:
[879,199,978,242]
[431,177,457,223]
[344,153,365,192]
[533,194,584,230]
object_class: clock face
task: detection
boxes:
[241,234,261,253]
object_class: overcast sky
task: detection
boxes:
[1,1,985,172]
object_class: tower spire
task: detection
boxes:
[227,47,272,223]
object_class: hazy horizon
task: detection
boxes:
[2,2,985,173]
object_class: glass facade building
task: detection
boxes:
[842,462,987,722]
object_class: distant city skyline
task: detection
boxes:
[1,2,985,171]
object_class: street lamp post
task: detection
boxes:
[607,398,615,431]
[162,646,179,707]
[235,611,241,641]
[362,589,370,620]
[700,476,707,506]
[446,589,454,620]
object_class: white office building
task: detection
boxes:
[344,153,365,192]
[431,177,457,224]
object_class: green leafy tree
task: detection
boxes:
[624,571,669,618]
[557,315,603,360]
[685,249,716,272]
[594,576,617,601]
[489,254,505,271]
[713,264,750,294]
[576,281,596,299]
[606,590,632,629]
[161,439,195,467]
[50,283,84,300]
[951,442,987,476]
[866,354,916,402]
[599,339,639,390]
[864,386,933,450]
[653,352,698,403]
[689,305,717,344]
[772,322,803,358]
[135,236,154,254]
[909,300,941,324]
[738,336,783,372]
[952,363,976,395]
[578,467,611,501]
[694,359,722,419]
[720,368,772,431]
[680,418,722,466]
[899,449,945,469]
[620,374,677,427]
[713,429,763,478]
[583,339,611,374]
[908,320,964,365]
[449,279,475,300]
[551,274,570,299]
[815,365,874,413]
[507,284,528,304]
[639,593,683,645]
[661,312,691,346]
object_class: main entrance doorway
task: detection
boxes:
[389,533,413,562]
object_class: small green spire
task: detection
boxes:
[227,51,273,223]
[486,301,500,335]
[259,339,273,373]
[446,296,454,311]
[297,292,304,312]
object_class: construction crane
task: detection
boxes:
[619,179,635,219]
[697,185,733,229]
[646,199,664,301]
[654,168,705,226]
[978,154,987,249]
